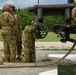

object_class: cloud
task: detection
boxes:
[0,0,7,9]
[0,0,68,9]
[0,0,6,2]
[14,0,37,8]
[6,0,15,4]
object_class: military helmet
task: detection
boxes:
[3,4,11,12]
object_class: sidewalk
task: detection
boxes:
[35,42,76,49]
[0,42,76,75]
[0,42,76,50]
[0,50,76,75]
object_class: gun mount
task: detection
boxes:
[28,0,76,43]
[54,24,76,43]
[29,3,76,16]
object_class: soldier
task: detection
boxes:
[72,0,76,22]
[0,4,17,62]
[72,7,76,23]
[23,24,36,63]
[11,5,22,60]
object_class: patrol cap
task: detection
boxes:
[11,5,16,11]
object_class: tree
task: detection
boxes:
[0,8,65,30]
[43,16,64,31]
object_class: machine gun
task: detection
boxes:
[54,8,76,43]
[28,0,76,43]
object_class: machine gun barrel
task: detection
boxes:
[28,3,76,16]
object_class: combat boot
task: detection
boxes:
[10,56,16,62]
[5,55,11,62]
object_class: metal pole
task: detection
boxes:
[38,0,39,5]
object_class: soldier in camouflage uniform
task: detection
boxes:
[11,5,22,60]
[23,25,36,62]
[72,7,76,22]
[0,4,17,62]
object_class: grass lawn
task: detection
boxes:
[36,32,61,42]
[0,30,3,41]
[0,34,2,41]
[0,30,76,42]
[36,32,76,42]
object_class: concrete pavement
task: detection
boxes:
[39,69,57,75]
[0,41,76,50]
[0,50,76,75]
[0,42,76,75]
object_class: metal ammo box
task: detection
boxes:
[57,63,76,75]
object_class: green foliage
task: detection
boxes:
[16,8,37,30]
[0,10,2,14]
[15,8,64,30]
[0,10,2,29]
[42,57,51,61]
[43,16,64,31]
[0,8,65,30]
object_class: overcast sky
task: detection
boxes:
[0,0,68,9]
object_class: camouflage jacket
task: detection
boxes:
[24,25,35,41]
[24,26,32,39]
[72,7,76,23]
[0,12,16,35]
[14,14,22,37]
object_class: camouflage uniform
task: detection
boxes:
[72,7,76,22]
[23,26,36,62]
[0,12,17,62]
[14,14,22,60]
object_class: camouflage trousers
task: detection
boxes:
[2,34,17,62]
[23,40,36,62]
[16,36,22,59]
[23,48,36,63]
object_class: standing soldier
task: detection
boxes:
[0,4,17,62]
[11,5,22,60]
[23,24,36,63]
[72,7,76,23]
[72,0,76,22]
